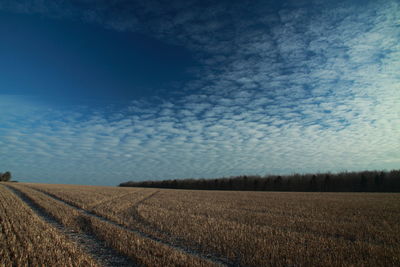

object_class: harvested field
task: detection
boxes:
[3,182,400,266]
[5,183,219,267]
[0,184,98,266]
[139,190,400,266]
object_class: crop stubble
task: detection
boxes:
[16,183,400,266]
[5,183,218,267]
[0,184,98,266]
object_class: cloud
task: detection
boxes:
[1,0,399,184]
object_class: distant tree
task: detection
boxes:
[274,176,283,191]
[309,175,318,191]
[228,178,233,189]
[119,170,400,192]
[374,172,385,191]
[214,179,219,189]
[0,171,11,181]
[323,174,331,191]
[360,174,368,191]
[253,179,259,190]
[243,176,248,189]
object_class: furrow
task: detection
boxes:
[27,185,233,267]
[4,185,137,267]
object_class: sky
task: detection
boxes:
[0,0,399,186]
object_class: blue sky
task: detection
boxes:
[0,0,399,185]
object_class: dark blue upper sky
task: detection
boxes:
[0,0,399,185]
[0,11,196,106]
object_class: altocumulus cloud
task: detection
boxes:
[0,0,399,185]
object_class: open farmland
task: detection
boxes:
[1,182,400,266]
[0,185,98,266]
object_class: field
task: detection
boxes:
[0,185,98,266]
[1,182,399,266]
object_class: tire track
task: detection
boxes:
[95,190,227,265]
[90,190,146,210]
[3,184,137,267]
[26,185,234,267]
[128,191,163,230]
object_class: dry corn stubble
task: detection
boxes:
[25,183,170,241]
[139,190,400,266]
[25,183,400,266]
[0,184,99,267]
[8,183,219,267]
[24,183,139,209]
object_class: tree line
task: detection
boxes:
[0,171,12,182]
[119,170,400,192]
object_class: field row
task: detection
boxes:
[0,184,98,266]
[23,183,400,266]
[2,183,219,267]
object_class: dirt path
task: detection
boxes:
[3,185,137,267]
[25,185,233,267]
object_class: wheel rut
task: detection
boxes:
[129,191,165,232]
[3,184,137,267]
[26,185,234,267]
[90,190,146,210]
